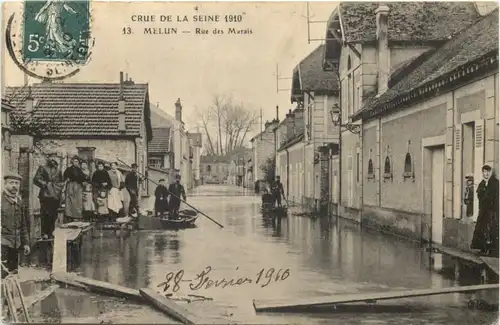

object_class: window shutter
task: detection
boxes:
[473,119,485,222]
[455,127,462,151]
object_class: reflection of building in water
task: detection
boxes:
[135,233,150,288]
[154,234,168,264]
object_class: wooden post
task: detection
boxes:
[52,228,68,273]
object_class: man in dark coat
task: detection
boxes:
[168,174,187,219]
[154,179,169,216]
[2,172,30,279]
[125,163,143,215]
[33,154,64,239]
[271,176,285,207]
[471,165,499,257]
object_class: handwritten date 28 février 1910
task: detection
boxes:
[157,266,291,293]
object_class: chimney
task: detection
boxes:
[375,4,390,96]
[175,98,182,122]
[118,71,126,132]
[25,86,33,112]
[285,109,295,140]
[293,107,304,135]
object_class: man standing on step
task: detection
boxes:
[471,165,499,257]
[33,154,64,239]
[167,174,187,219]
[125,163,143,216]
[2,172,30,279]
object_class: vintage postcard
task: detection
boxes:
[1,0,499,324]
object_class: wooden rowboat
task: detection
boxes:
[138,209,199,230]
[261,204,288,217]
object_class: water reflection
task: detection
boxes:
[40,185,497,324]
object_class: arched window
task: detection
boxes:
[207,165,211,172]
[383,153,393,182]
[367,159,374,179]
[403,153,415,182]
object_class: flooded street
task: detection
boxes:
[32,185,497,324]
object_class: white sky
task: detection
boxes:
[2,1,337,141]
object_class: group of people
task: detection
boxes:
[261,176,286,208]
[33,155,143,240]
[154,174,187,218]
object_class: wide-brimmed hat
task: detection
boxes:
[4,171,22,181]
[465,173,474,179]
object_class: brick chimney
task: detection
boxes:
[24,86,33,112]
[285,109,295,140]
[375,4,390,96]
[292,107,304,135]
[118,71,126,132]
[175,98,182,122]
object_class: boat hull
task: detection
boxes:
[138,210,198,230]
[261,205,288,217]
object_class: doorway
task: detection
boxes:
[431,146,445,270]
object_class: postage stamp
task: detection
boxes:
[5,0,94,80]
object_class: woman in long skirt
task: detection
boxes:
[107,162,124,221]
[92,161,112,218]
[63,156,86,221]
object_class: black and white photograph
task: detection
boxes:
[1,1,499,324]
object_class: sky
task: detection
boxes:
[2,1,337,143]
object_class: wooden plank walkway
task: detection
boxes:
[51,272,143,301]
[253,284,499,312]
[139,288,201,325]
[480,257,499,276]
[426,243,484,264]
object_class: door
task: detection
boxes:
[431,147,445,244]
[431,146,445,271]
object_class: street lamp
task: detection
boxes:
[330,103,361,134]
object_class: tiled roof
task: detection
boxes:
[339,2,478,43]
[292,44,339,101]
[356,9,499,120]
[5,83,150,138]
[2,98,14,111]
[150,104,175,128]
[149,127,171,153]
[277,133,304,152]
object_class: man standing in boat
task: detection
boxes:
[271,176,285,208]
[167,174,187,219]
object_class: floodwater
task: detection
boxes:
[29,185,498,324]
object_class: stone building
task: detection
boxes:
[275,108,305,203]
[200,155,229,184]
[289,44,340,212]
[5,71,152,210]
[250,119,279,188]
[322,3,498,250]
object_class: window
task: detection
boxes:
[148,157,162,168]
[77,147,95,162]
[207,165,212,172]
[403,140,415,182]
[367,159,374,180]
[383,155,393,182]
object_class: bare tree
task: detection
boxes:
[196,94,258,156]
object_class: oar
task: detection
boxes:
[117,159,224,228]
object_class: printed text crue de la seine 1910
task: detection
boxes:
[122,14,253,36]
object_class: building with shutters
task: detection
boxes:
[322,3,498,250]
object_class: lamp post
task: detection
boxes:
[329,103,361,216]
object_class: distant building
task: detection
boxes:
[200,155,229,184]
[250,119,279,188]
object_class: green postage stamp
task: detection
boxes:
[22,0,91,63]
